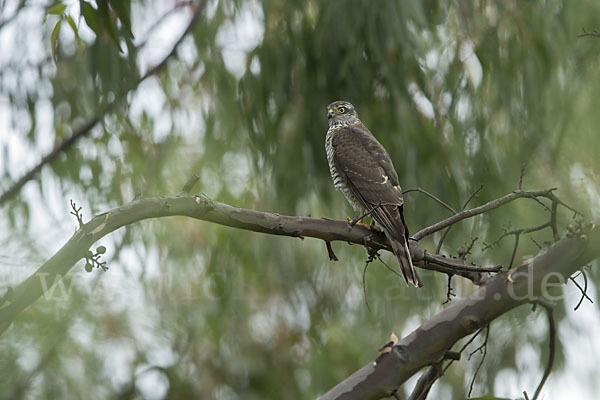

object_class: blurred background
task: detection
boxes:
[1,0,600,398]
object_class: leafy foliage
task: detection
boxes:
[1,0,600,399]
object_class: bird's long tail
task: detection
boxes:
[372,205,423,288]
[388,235,422,287]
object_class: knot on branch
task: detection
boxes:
[566,219,595,241]
[461,314,481,333]
[194,193,215,212]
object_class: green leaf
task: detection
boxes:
[65,14,82,48]
[109,0,133,39]
[51,18,62,63]
[47,3,67,15]
[80,0,101,35]
[97,0,123,52]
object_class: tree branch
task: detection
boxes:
[1,189,595,398]
[0,194,491,335]
[403,187,456,215]
[406,361,442,400]
[318,222,600,399]
[467,324,490,397]
[531,302,556,400]
[570,270,593,310]
[412,189,575,241]
[578,27,600,38]
[483,222,551,251]
[0,2,207,205]
[435,185,482,254]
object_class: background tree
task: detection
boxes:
[1,0,600,399]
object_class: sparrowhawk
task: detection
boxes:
[325,100,422,287]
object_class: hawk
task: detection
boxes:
[325,100,422,287]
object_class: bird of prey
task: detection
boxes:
[325,100,422,287]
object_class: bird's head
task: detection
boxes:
[327,101,359,127]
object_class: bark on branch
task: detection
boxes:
[318,223,599,399]
[0,186,576,335]
[0,193,490,335]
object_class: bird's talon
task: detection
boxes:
[347,216,371,228]
[369,224,381,232]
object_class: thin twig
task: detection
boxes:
[138,2,206,81]
[509,233,520,269]
[462,185,484,211]
[69,200,84,228]
[519,164,526,190]
[134,1,195,48]
[418,251,498,284]
[442,327,486,374]
[570,271,593,310]
[578,27,600,38]
[546,191,584,217]
[442,274,455,304]
[435,186,482,254]
[413,189,577,241]
[530,237,542,250]
[376,253,405,279]
[459,237,478,260]
[362,250,378,312]
[529,196,552,213]
[180,174,200,194]
[435,227,452,255]
[421,253,500,273]
[467,326,489,360]
[403,187,457,215]
[325,241,338,261]
[467,324,490,397]
[482,222,551,251]
[407,362,443,400]
[550,200,559,242]
[532,303,556,400]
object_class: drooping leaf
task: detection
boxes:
[50,18,62,62]
[97,0,122,52]
[109,0,133,39]
[65,14,82,48]
[79,0,101,36]
[47,3,67,15]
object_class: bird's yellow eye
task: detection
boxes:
[338,107,346,114]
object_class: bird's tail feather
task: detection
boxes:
[372,204,423,288]
[389,236,422,288]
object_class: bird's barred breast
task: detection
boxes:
[326,128,362,210]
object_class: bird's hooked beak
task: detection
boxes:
[327,108,334,119]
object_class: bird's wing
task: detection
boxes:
[331,125,404,207]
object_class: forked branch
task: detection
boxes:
[412,189,579,241]
[0,191,496,335]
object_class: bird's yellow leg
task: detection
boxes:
[369,218,381,232]
[348,207,372,228]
